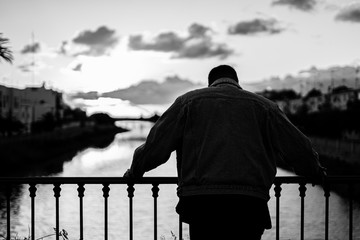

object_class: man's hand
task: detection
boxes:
[123,169,133,178]
[319,166,327,186]
[312,166,327,187]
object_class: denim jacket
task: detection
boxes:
[128,78,322,200]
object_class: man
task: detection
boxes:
[124,65,325,239]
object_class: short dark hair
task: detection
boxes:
[208,65,238,86]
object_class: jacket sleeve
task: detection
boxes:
[270,106,324,177]
[128,97,185,177]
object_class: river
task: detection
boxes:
[1,121,360,240]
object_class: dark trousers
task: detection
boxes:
[188,216,264,240]
[176,195,270,240]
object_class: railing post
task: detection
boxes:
[29,184,37,240]
[53,183,61,240]
[102,183,110,240]
[299,182,307,240]
[127,183,135,240]
[348,184,353,240]
[3,176,360,240]
[77,183,85,240]
[6,185,11,240]
[179,216,183,240]
[274,182,282,240]
[152,184,159,240]
[323,182,330,240]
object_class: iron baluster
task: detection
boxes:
[152,184,159,240]
[179,216,183,240]
[127,183,135,240]
[299,182,307,240]
[274,182,282,240]
[102,183,110,240]
[77,183,85,240]
[349,184,353,240]
[324,182,330,240]
[53,183,61,240]
[29,184,37,240]
[6,185,11,240]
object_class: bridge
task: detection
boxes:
[113,114,160,123]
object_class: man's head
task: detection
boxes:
[208,65,238,86]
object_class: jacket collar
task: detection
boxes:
[210,78,242,89]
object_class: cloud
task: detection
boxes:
[72,26,119,56]
[18,62,35,72]
[58,41,68,55]
[17,61,45,73]
[72,63,82,72]
[102,75,204,104]
[228,18,284,35]
[272,0,317,11]
[335,3,360,23]
[129,32,184,52]
[20,42,41,54]
[178,39,233,59]
[188,23,212,38]
[128,23,234,59]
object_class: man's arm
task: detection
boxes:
[270,106,325,177]
[124,97,185,178]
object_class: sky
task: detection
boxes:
[1,0,360,95]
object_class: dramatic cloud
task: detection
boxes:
[102,76,204,104]
[177,40,232,59]
[228,18,284,35]
[188,23,212,38]
[128,23,233,59]
[272,0,317,11]
[20,42,41,54]
[335,4,360,23]
[129,32,184,52]
[72,26,119,56]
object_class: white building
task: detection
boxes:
[329,90,357,111]
[0,84,63,132]
[288,98,304,114]
[305,95,326,113]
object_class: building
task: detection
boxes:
[305,95,326,113]
[329,88,357,111]
[0,84,64,133]
[259,86,360,115]
[288,98,304,114]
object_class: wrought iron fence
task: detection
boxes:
[1,176,360,240]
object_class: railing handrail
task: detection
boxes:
[0,175,360,184]
[0,176,178,184]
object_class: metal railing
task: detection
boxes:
[1,176,360,240]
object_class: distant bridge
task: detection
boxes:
[113,114,160,123]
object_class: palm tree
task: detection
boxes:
[0,33,13,64]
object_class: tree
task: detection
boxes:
[31,112,56,133]
[0,115,25,136]
[0,33,13,64]
[258,89,300,101]
[304,88,322,100]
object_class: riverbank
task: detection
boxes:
[277,150,360,199]
[311,137,360,166]
[0,125,128,176]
